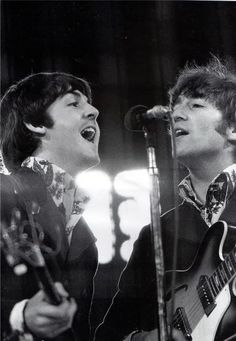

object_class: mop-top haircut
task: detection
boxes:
[169,56,236,127]
[0,72,92,171]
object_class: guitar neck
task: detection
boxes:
[34,265,62,305]
[208,245,236,298]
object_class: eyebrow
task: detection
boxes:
[65,90,81,96]
[173,96,183,107]
[63,89,90,103]
[63,90,83,100]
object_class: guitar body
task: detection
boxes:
[166,221,236,341]
[191,286,230,341]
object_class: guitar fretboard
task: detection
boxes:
[208,245,236,297]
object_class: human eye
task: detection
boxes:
[65,92,82,107]
[68,101,79,107]
[192,102,204,108]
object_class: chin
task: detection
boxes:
[82,154,100,171]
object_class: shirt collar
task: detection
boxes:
[22,157,89,237]
[22,157,75,201]
[178,174,202,211]
[178,163,236,223]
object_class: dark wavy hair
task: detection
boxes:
[0,72,92,171]
[169,56,236,127]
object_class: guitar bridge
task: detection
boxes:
[197,275,216,316]
[174,307,192,340]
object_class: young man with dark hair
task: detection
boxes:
[94,57,236,341]
[1,72,100,341]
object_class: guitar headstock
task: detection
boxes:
[1,203,61,275]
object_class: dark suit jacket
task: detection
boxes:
[94,190,236,341]
[1,167,98,341]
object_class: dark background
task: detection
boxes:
[2,0,236,332]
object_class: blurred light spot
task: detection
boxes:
[76,169,151,263]
[114,169,150,261]
[76,170,115,264]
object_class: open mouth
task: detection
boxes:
[175,128,189,137]
[80,126,96,142]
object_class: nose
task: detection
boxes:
[172,105,188,122]
[84,103,99,120]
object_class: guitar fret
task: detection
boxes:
[209,277,218,297]
[216,268,224,288]
[225,256,235,276]
[219,263,228,284]
[229,251,236,270]
[208,245,236,299]
[222,261,231,281]
[212,273,221,293]
[173,224,236,337]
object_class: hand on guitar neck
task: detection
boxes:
[24,282,77,339]
[1,207,78,341]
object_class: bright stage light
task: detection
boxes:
[76,169,150,263]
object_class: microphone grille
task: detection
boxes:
[124,105,148,131]
[147,105,171,119]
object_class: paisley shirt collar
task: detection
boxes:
[179,164,236,226]
[22,157,89,241]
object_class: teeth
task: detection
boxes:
[175,129,188,137]
[81,127,96,142]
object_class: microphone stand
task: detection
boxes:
[143,125,170,341]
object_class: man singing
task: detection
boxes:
[94,57,236,341]
[1,72,100,341]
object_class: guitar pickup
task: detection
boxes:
[174,307,192,340]
[197,275,216,316]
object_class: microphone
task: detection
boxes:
[124,104,171,131]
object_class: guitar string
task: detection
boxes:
[171,248,236,330]
[171,278,214,327]
[172,275,234,328]
[172,294,202,329]
[172,281,225,327]
[171,274,235,330]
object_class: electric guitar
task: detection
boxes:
[166,220,236,341]
[1,205,77,341]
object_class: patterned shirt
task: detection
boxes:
[22,157,89,242]
[178,164,236,226]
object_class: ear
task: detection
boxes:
[226,125,236,144]
[24,122,47,135]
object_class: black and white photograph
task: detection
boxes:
[1,1,236,341]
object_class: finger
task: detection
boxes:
[43,298,77,325]
[36,299,76,321]
[33,322,70,339]
[29,314,69,329]
[34,304,76,337]
[54,282,69,298]
[39,304,71,320]
[33,288,47,301]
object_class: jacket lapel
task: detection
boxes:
[68,217,96,262]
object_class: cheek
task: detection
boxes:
[57,122,78,137]
[214,120,228,136]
